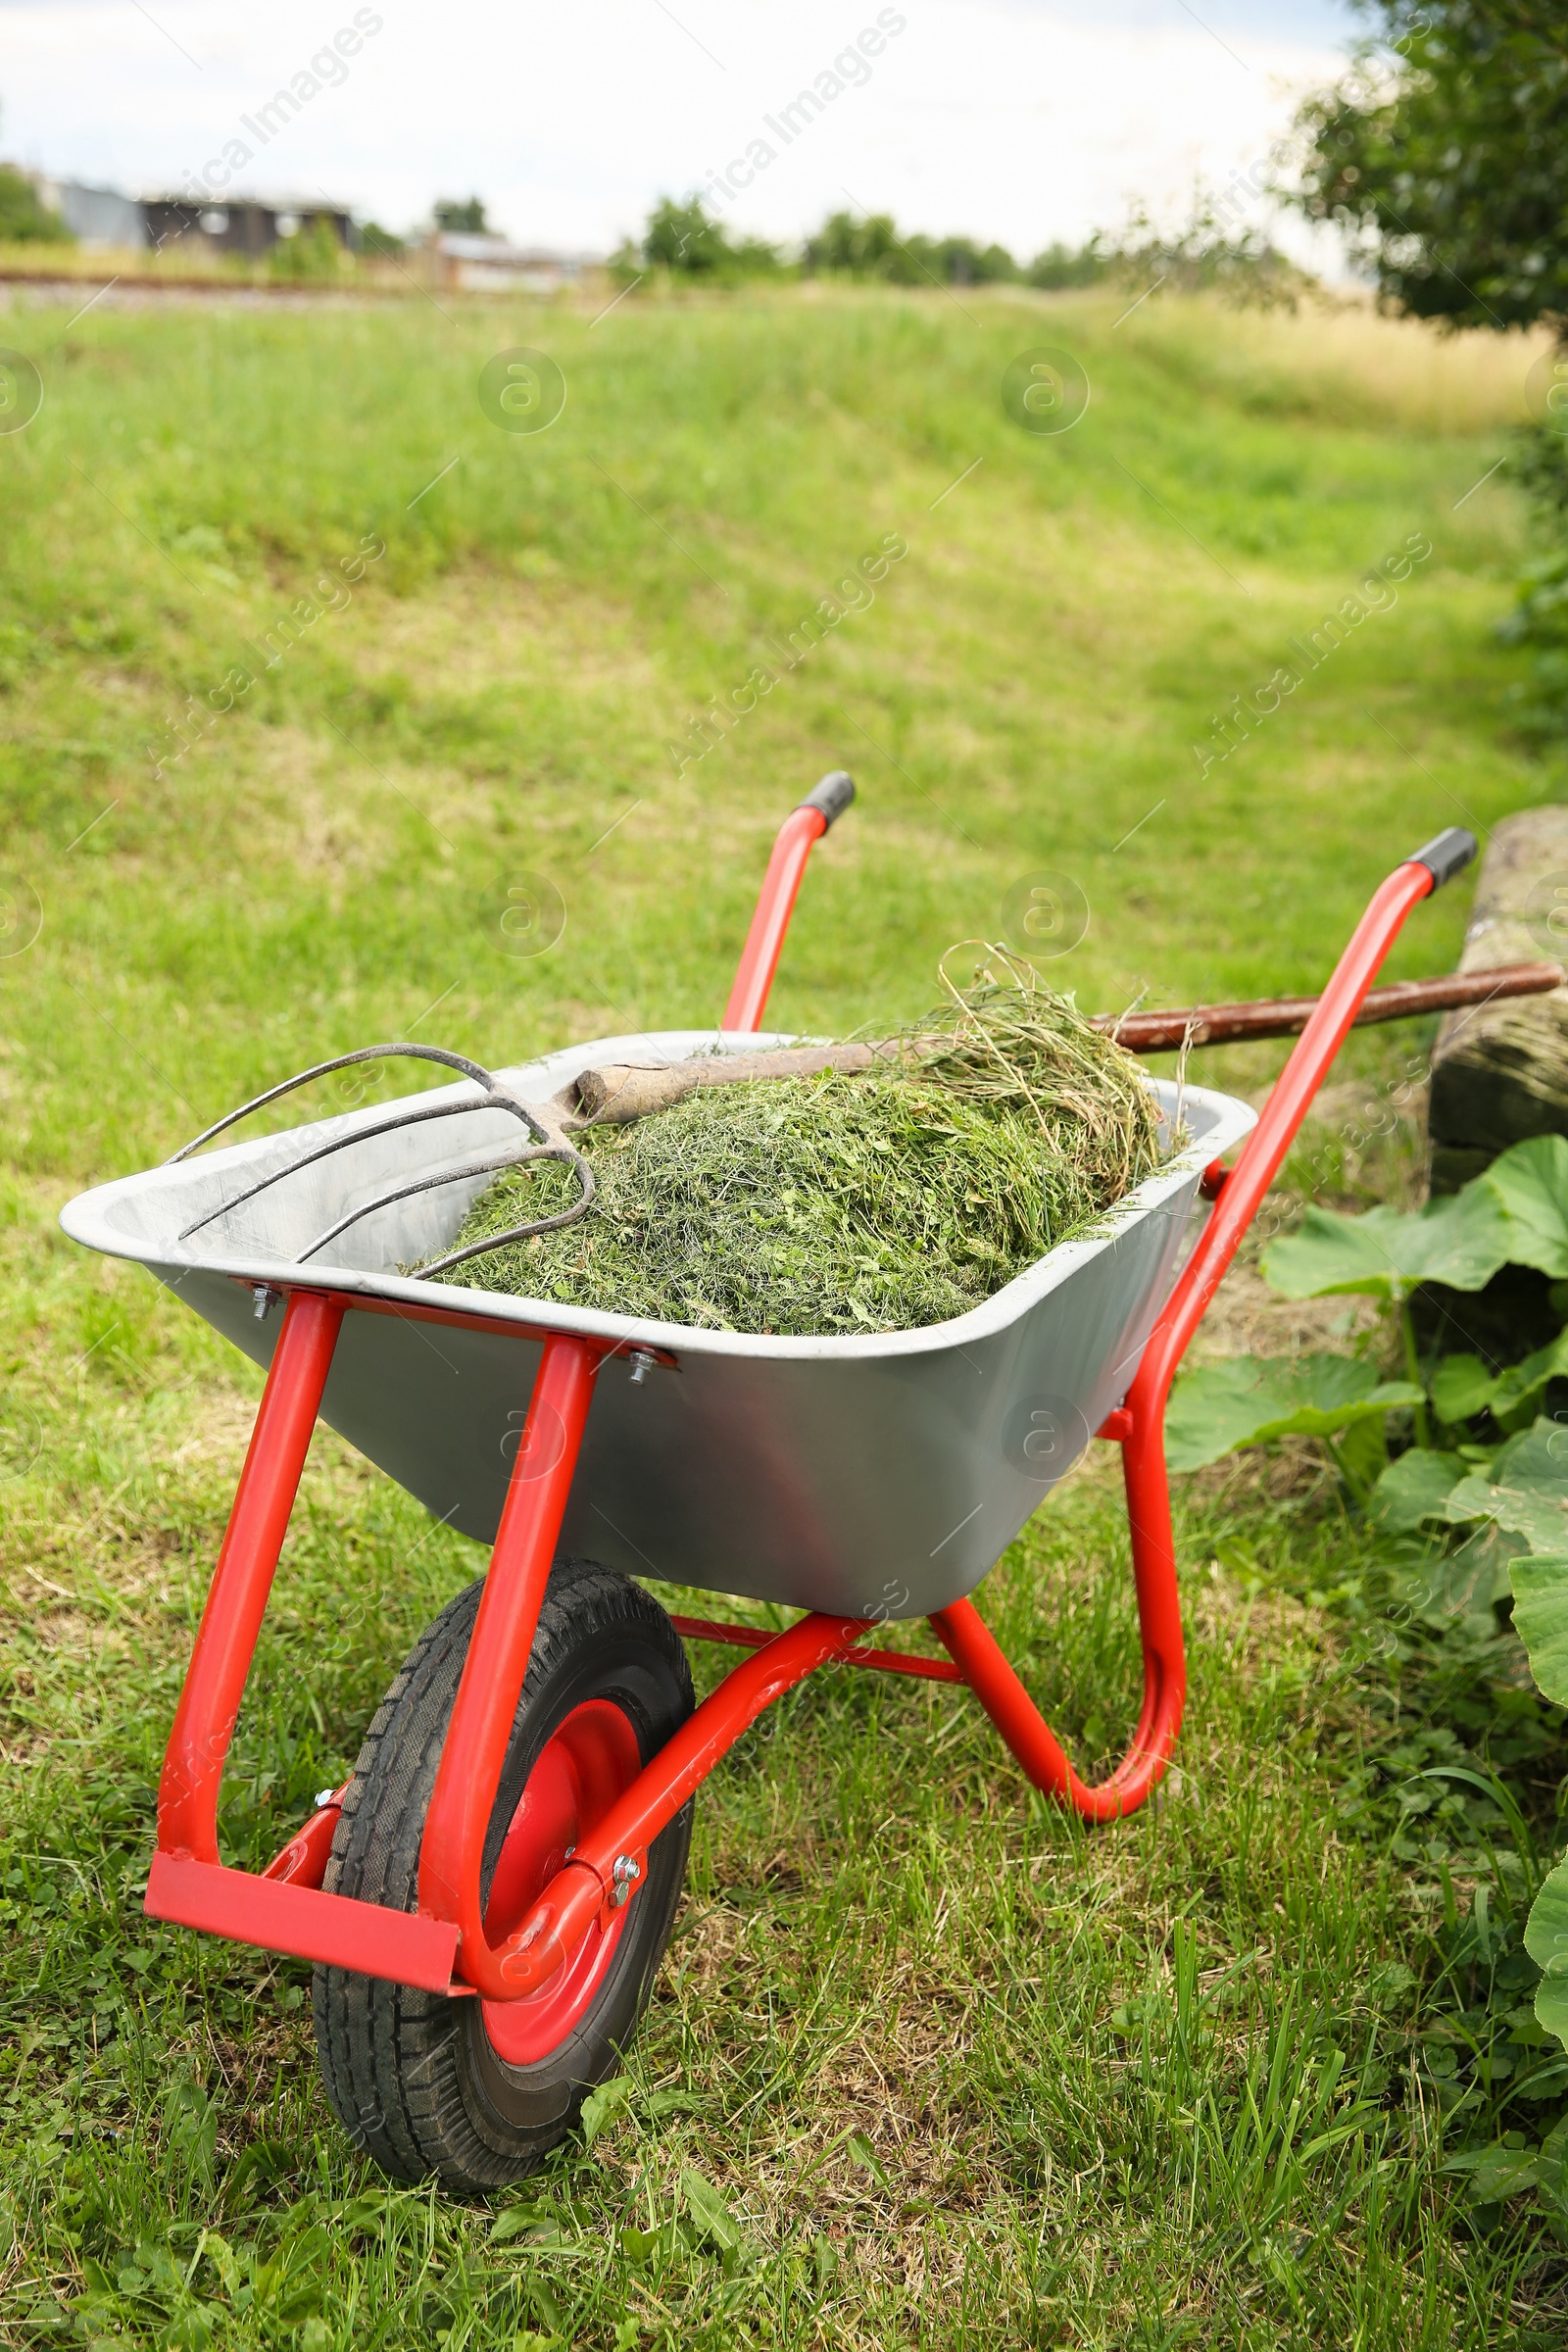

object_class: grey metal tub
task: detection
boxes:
[60,1030,1255,1619]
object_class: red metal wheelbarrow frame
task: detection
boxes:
[144,783,1475,1999]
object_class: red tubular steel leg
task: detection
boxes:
[934,858,1442,1821]
[722,804,827,1032]
[417,1332,604,1999]
[146,1287,461,1988]
[156,1290,345,1862]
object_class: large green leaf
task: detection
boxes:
[1415,1521,1523,1618]
[1165,1354,1422,1473]
[1442,1418,1568,1553]
[1441,2141,1542,2202]
[1526,1858,1568,2052]
[1430,1354,1498,1425]
[1369,1446,1466,1532]
[1262,1191,1515,1303]
[1432,1333,1568,1431]
[1492,1331,1568,1424]
[1510,1554,1568,1707]
[1480,1136,1568,1280]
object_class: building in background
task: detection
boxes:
[142,198,355,259]
[20,174,356,257]
[11,169,597,285]
[26,176,146,246]
[430,232,591,293]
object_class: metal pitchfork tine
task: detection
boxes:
[165,1042,595,1273]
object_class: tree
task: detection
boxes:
[639,197,779,278]
[433,197,488,234]
[803,212,1018,287]
[1285,2,1568,331]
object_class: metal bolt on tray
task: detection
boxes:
[62,775,1489,2191]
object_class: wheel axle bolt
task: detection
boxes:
[610,1853,641,1906]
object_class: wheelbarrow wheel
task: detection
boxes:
[312,1557,694,2190]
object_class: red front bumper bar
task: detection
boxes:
[145,823,1472,1994]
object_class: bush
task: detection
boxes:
[0,166,72,244]
[268,217,351,284]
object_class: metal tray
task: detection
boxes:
[60,1032,1255,1618]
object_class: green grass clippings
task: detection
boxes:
[439,967,1165,1332]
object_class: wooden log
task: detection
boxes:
[1429,808,1568,1192]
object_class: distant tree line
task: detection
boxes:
[612,194,1310,305]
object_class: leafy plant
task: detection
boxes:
[1170,1132,1568,2056]
[1165,1353,1422,1491]
[1172,1136,1568,1473]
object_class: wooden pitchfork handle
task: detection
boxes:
[560,961,1563,1127]
[1095,958,1563,1052]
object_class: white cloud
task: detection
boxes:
[0,0,1349,258]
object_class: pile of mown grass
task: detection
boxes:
[434,960,1165,1335]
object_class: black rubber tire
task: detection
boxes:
[312,1557,694,2190]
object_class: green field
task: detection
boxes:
[1,280,1564,2346]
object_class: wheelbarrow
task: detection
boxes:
[60,780,1477,2189]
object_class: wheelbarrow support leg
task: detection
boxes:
[930,1409,1184,1818]
[934,840,1467,1822]
[146,1289,464,1988]
[156,1289,346,1862]
[416,1331,605,1997]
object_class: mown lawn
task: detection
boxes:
[2,278,1566,2347]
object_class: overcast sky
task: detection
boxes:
[0,0,1363,258]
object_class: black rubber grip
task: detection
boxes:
[798,770,855,828]
[1408,827,1477,889]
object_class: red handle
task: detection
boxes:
[721,772,854,1031]
[1135,854,1444,1415]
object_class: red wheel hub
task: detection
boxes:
[479,1697,642,2065]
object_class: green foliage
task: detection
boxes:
[1165,1353,1422,1477]
[1434,1331,1568,1430]
[1285,3,1568,331]
[1498,427,1568,737]
[1174,1124,1568,2065]
[1027,238,1110,291]
[1527,1864,1568,2042]
[0,164,73,244]
[447,965,1163,1333]
[445,1064,1152,1336]
[638,197,781,281]
[1094,199,1314,310]
[433,196,488,233]
[1510,1552,1568,1705]
[805,210,1018,287]
[1262,1190,1515,1301]
[798,198,1306,305]
[267,217,348,285]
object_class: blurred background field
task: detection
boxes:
[3,280,1566,2347]
[0,283,1547,1176]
